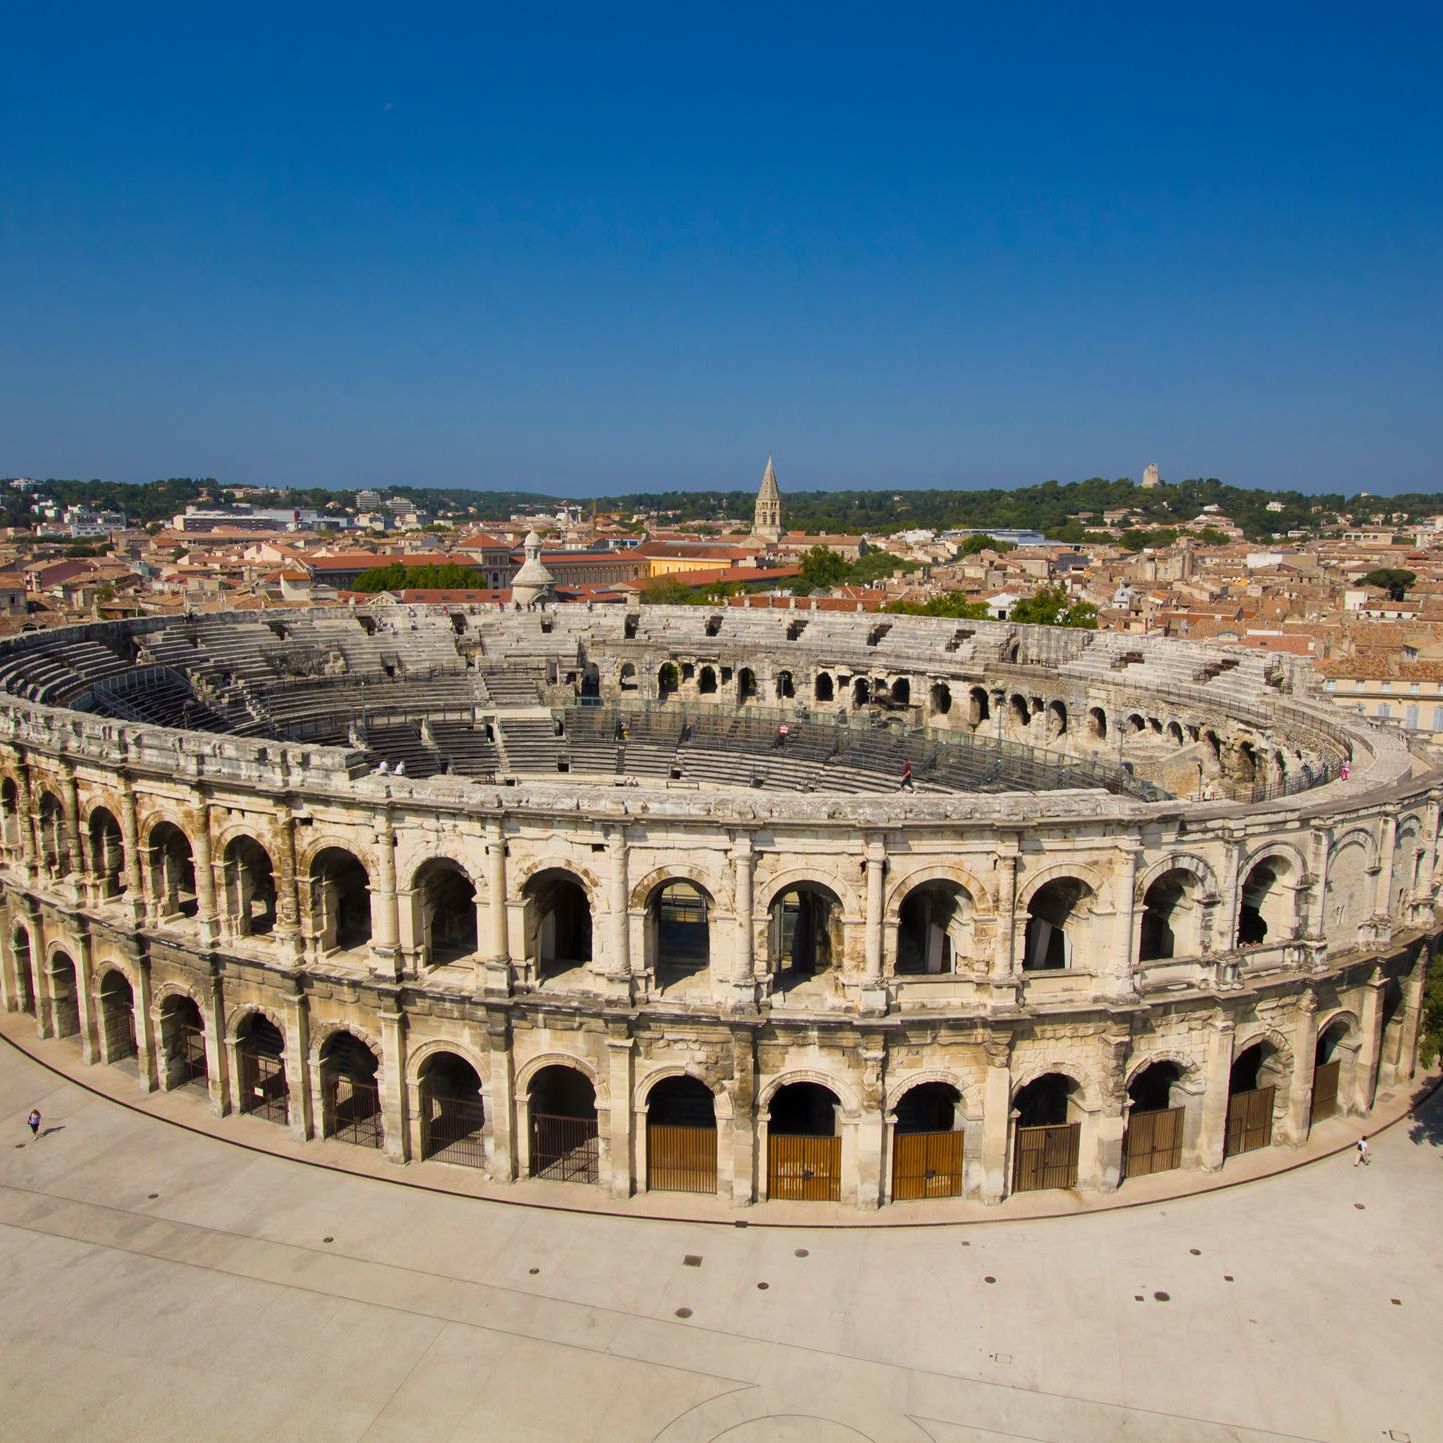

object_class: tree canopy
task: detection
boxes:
[351,563,483,593]
[1359,567,1416,600]
[1006,584,1098,628]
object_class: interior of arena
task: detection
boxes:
[0,600,1433,1209]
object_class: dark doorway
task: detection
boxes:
[320,1031,383,1148]
[767,1081,841,1201]
[419,1052,485,1167]
[237,1012,288,1125]
[529,1065,599,1183]
[646,1076,717,1194]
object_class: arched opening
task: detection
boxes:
[579,661,601,700]
[1123,1061,1184,1178]
[0,777,19,852]
[310,847,371,951]
[38,792,68,877]
[159,994,206,1090]
[223,836,276,937]
[47,952,80,1038]
[236,1012,288,1125]
[767,1081,841,1201]
[657,662,678,699]
[148,822,198,920]
[528,1064,599,1183]
[1126,713,1146,735]
[768,882,843,986]
[419,1051,485,1167]
[10,928,35,1017]
[645,1075,717,1194]
[1325,841,1370,935]
[1237,858,1293,947]
[776,669,795,700]
[814,672,834,703]
[895,881,973,975]
[891,678,911,706]
[649,880,710,988]
[1023,878,1094,970]
[1011,1073,1082,1192]
[1047,699,1068,737]
[1380,977,1406,1080]
[1139,869,1204,961]
[320,1030,382,1148]
[1167,720,1184,746]
[1009,694,1031,729]
[618,662,638,693]
[892,1081,963,1200]
[852,677,871,707]
[1225,1041,1284,1156]
[87,808,125,899]
[1311,1019,1352,1124]
[698,665,718,695]
[98,969,137,1064]
[930,682,952,717]
[414,858,478,964]
[1235,740,1258,786]
[524,869,592,979]
[737,667,757,703]
[1087,707,1107,741]
[968,687,990,727]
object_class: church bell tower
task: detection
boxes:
[753,456,784,544]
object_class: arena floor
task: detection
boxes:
[0,1039,1436,1443]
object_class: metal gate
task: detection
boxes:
[102,1001,137,1061]
[175,1023,207,1086]
[239,1048,288,1124]
[892,1130,964,1200]
[530,1111,600,1183]
[1310,1060,1341,1124]
[1123,1106,1184,1179]
[647,1122,717,1194]
[767,1134,841,1201]
[325,1075,383,1149]
[1224,1084,1275,1157]
[421,1093,486,1168]
[1012,1122,1081,1193]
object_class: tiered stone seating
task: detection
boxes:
[497,716,564,773]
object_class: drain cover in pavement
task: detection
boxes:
[683,1255,702,1267]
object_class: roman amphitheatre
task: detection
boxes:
[0,588,1433,1213]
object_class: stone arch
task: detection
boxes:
[307,845,371,951]
[296,833,376,881]
[1046,699,1068,737]
[1087,706,1108,741]
[929,681,952,716]
[644,876,712,985]
[755,864,860,921]
[628,861,727,914]
[1009,1062,1098,1113]
[86,805,125,899]
[883,860,992,919]
[814,671,834,703]
[1135,852,1221,904]
[756,1068,861,1119]
[222,833,276,937]
[309,1017,385,1067]
[226,1001,289,1043]
[514,1049,605,1099]
[1235,846,1308,947]
[893,877,977,975]
[36,790,68,875]
[1137,865,1211,961]
[1016,860,1109,909]
[1124,1050,1200,1092]
[410,855,480,965]
[509,853,602,898]
[405,1036,489,1090]
[883,1069,981,1119]
[1232,1026,1295,1078]
[522,867,594,978]
[634,1064,728,1116]
[968,687,990,726]
[763,877,848,981]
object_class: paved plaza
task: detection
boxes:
[0,1036,1437,1443]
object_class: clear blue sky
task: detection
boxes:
[2,3,1440,496]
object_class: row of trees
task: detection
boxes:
[351,563,484,592]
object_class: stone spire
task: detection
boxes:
[753,456,784,544]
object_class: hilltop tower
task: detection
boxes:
[753,456,784,544]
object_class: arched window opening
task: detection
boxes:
[650,880,710,988]
[1009,694,1030,729]
[930,682,952,716]
[38,793,68,877]
[814,672,834,703]
[657,662,678,699]
[892,1081,963,1201]
[528,1065,599,1184]
[419,1051,485,1167]
[618,662,638,693]
[1225,1042,1284,1157]
[767,1081,841,1201]
[524,869,592,979]
[646,1076,717,1194]
[415,859,477,965]
[224,836,276,937]
[1087,707,1107,741]
[1127,713,1146,734]
[48,952,79,1038]
[578,661,601,700]
[11,928,35,1017]
[896,881,973,975]
[968,687,990,727]
[1311,1020,1352,1124]
[852,677,871,707]
[148,822,198,920]
[1123,1061,1185,1178]
[891,678,911,706]
[768,883,843,987]
[1139,870,1203,962]
[310,848,371,951]
[87,808,125,899]
[159,995,206,1090]
[1023,878,1094,971]
[98,970,137,1064]
[236,1013,288,1125]
[698,665,718,696]
[1012,1073,1081,1192]
[1237,859,1291,947]
[1047,700,1068,737]
[320,1030,382,1148]
[776,670,795,700]
[0,777,19,851]
[737,667,757,703]
[1166,720,1184,745]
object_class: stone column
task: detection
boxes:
[1197,1014,1236,1171]
[1371,815,1397,921]
[606,1025,634,1199]
[1399,946,1429,1083]
[726,1027,757,1205]
[731,833,758,1007]
[861,837,886,1008]
[272,805,303,965]
[71,928,99,1066]
[1305,826,1330,939]
[1284,990,1319,1144]
[371,812,401,979]
[484,818,510,993]
[606,827,631,998]
[283,989,312,1142]
[854,1041,886,1209]
[1354,968,1385,1111]
[190,800,218,947]
[377,1000,407,1163]
[204,964,229,1117]
[1095,1032,1130,1191]
[14,760,37,880]
[486,1013,516,1180]
[1109,847,1140,997]
[61,768,84,897]
[133,956,158,1094]
[990,849,1019,992]
[118,778,144,925]
[979,1038,1012,1203]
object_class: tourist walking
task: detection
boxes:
[25,1108,40,1141]
[899,758,913,792]
[1354,1134,1370,1167]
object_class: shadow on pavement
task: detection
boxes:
[1405,1080,1443,1149]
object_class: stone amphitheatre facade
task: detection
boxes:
[0,603,1433,1209]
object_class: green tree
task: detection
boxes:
[352,563,482,592]
[1359,567,1416,601]
[1007,585,1098,629]
[1421,952,1443,1066]
[883,591,991,620]
[958,533,1016,556]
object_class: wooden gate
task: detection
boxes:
[1123,1106,1184,1179]
[326,1076,383,1149]
[1310,1060,1341,1124]
[1012,1122,1080,1193]
[767,1134,841,1201]
[239,1048,288,1124]
[1224,1084,1275,1157]
[892,1130,964,1200]
[530,1112,600,1183]
[421,1093,486,1168]
[646,1123,717,1194]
